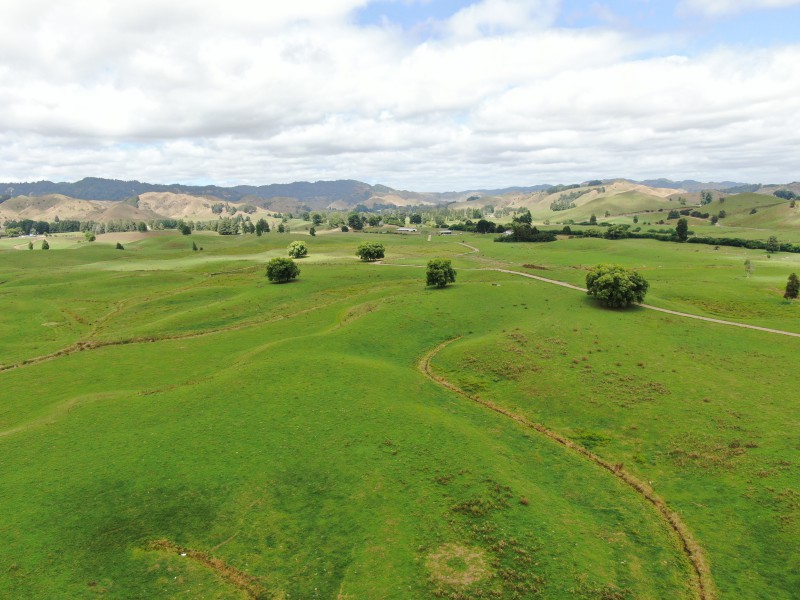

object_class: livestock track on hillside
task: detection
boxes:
[419,339,715,600]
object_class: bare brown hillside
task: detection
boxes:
[0,192,274,222]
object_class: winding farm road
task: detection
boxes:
[492,268,800,338]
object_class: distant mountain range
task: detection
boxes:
[2,176,796,226]
[631,178,748,192]
[0,176,759,207]
[0,177,381,205]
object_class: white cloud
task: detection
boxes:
[679,0,800,16]
[443,0,560,38]
[0,0,798,189]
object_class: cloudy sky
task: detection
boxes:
[1,0,799,190]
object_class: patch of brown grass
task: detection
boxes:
[426,543,491,588]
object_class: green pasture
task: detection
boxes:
[1,228,798,598]
[540,190,800,243]
[432,291,799,598]
[541,190,674,222]
[467,235,800,333]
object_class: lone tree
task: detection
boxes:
[115,242,124,250]
[41,239,50,250]
[675,217,689,242]
[287,240,308,258]
[356,241,385,262]
[426,258,456,288]
[180,224,191,235]
[586,264,649,308]
[785,273,799,300]
[766,236,780,253]
[266,257,300,283]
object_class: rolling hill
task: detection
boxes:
[2,178,798,235]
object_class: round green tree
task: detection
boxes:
[266,257,300,283]
[426,258,456,288]
[766,236,780,253]
[287,240,308,258]
[586,264,649,308]
[41,239,50,250]
[356,241,385,262]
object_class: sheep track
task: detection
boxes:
[146,539,267,599]
[419,337,716,600]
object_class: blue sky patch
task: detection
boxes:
[356,0,800,50]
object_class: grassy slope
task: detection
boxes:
[554,191,674,222]
[469,235,800,333]
[555,191,800,243]
[1,229,798,598]
[432,288,800,598]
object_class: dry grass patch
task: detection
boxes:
[426,543,491,588]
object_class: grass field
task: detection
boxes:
[1,228,798,598]
[547,191,800,244]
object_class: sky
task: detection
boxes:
[1,0,799,191]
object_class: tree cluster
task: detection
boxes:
[216,217,240,235]
[495,223,556,243]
